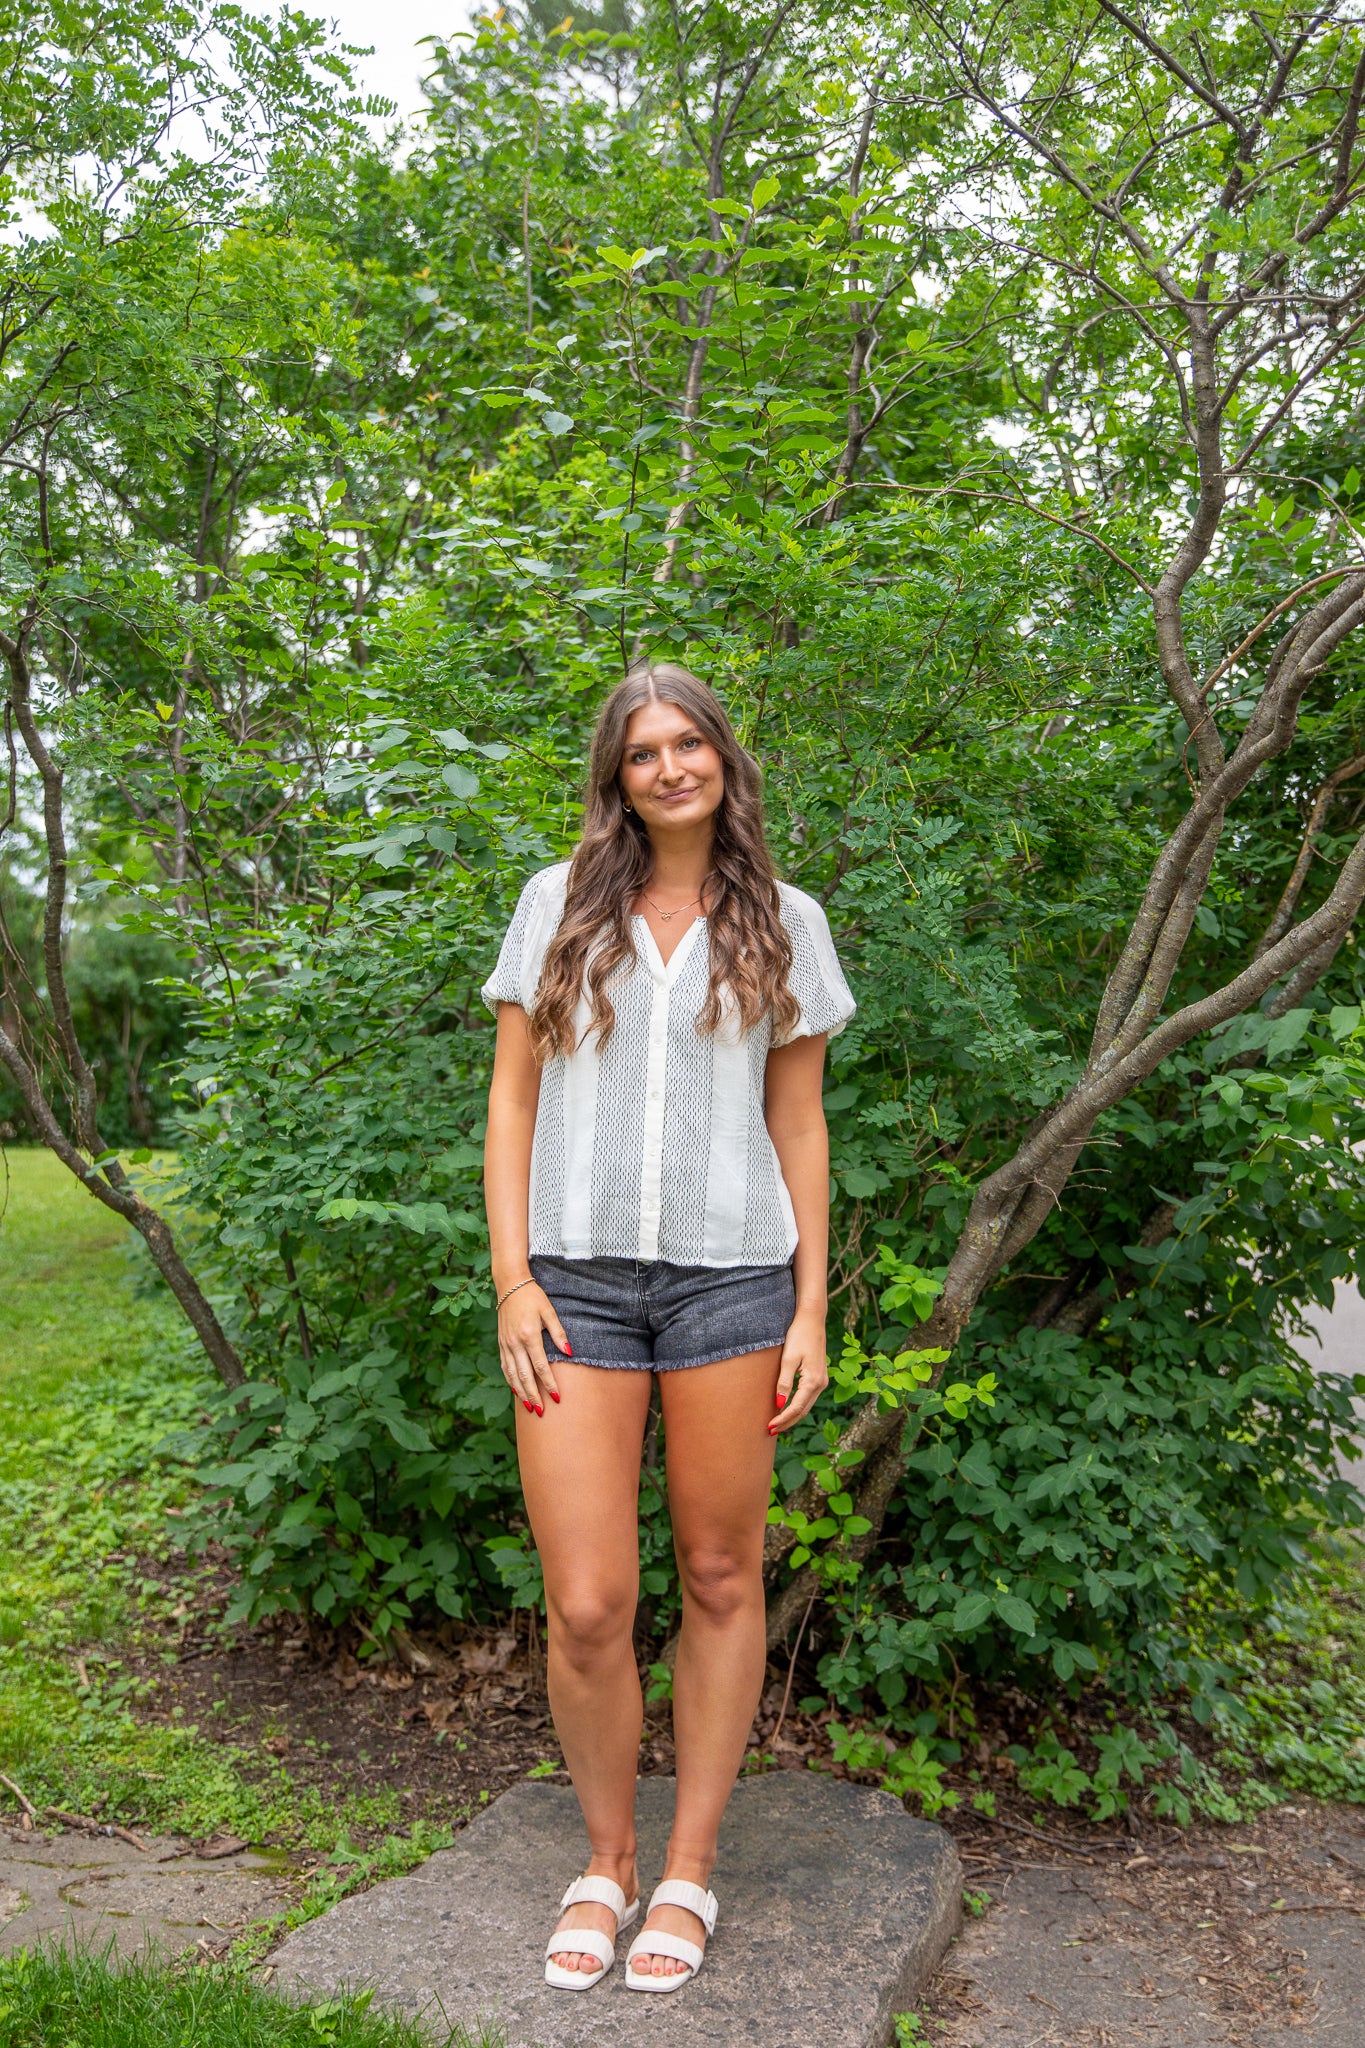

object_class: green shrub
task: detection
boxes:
[814,1306,1361,1720]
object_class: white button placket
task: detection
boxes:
[636,967,670,1263]
[634,915,702,1263]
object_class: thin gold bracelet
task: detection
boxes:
[496,1276,535,1312]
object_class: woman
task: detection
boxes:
[481,662,854,1996]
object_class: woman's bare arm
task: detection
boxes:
[484,1003,569,1413]
[764,1031,831,1433]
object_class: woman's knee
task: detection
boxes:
[676,1544,759,1622]
[546,1583,637,1664]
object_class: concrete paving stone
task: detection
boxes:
[271,1771,962,2048]
[938,1867,1237,2045]
[930,1824,1365,2048]
[0,1826,294,1960]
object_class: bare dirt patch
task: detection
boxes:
[138,1614,567,1827]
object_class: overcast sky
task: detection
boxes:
[320,0,479,120]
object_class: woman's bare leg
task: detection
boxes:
[630,1346,780,1977]
[515,1362,654,1975]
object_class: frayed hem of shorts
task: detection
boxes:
[545,1336,788,1372]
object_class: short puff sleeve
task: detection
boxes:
[480,863,569,1014]
[775,884,856,1045]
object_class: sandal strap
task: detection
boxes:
[646,1879,718,1935]
[559,1874,628,1923]
[546,1925,616,1970]
[627,1929,703,1973]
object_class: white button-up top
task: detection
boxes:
[482,863,856,1267]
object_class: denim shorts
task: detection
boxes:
[529,1255,796,1371]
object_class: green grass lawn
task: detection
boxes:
[0,1943,501,2048]
[0,1150,459,1847]
[0,1149,420,1828]
[0,1149,471,2045]
[0,1147,190,1719]
[0,1148,297,1830]
[0,1146,160,1407]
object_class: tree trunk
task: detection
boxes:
[0,620,246,1393]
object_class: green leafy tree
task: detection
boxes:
[4,0,1364,1708]
[0,0,366,1382]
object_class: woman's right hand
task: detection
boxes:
[497,1280,570,1416]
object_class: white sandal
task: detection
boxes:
[624,1878,718,1994]
[543,1873,640,1991]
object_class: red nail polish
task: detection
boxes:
[776,1393,787,1409]
[550,1390,560,1404]
[564,1342,573,1356]
[524,1400,534,1413]
[535,1405,544,1417]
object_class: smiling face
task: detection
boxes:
[617,696,726,839]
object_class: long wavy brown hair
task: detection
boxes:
[529,663,798,1061]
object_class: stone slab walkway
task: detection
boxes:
[272,1772,962,2048]
[925,1801,1365,2047]
[0,1825,293,1961]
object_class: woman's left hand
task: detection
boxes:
[768,1306,828,1435]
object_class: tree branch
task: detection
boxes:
[0,1020,245,1389]
[1256,751,1365,957]
[0,616,102,1151]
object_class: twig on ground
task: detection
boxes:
[982,1813,1126,1853]
[1126,1850,1231,1871]
[1000,1858,1102,1872]
[45,1807,101,1834]
[45,1806,151,1852]
[0,1772,36,1818]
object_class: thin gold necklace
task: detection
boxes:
[643,882,709,924]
